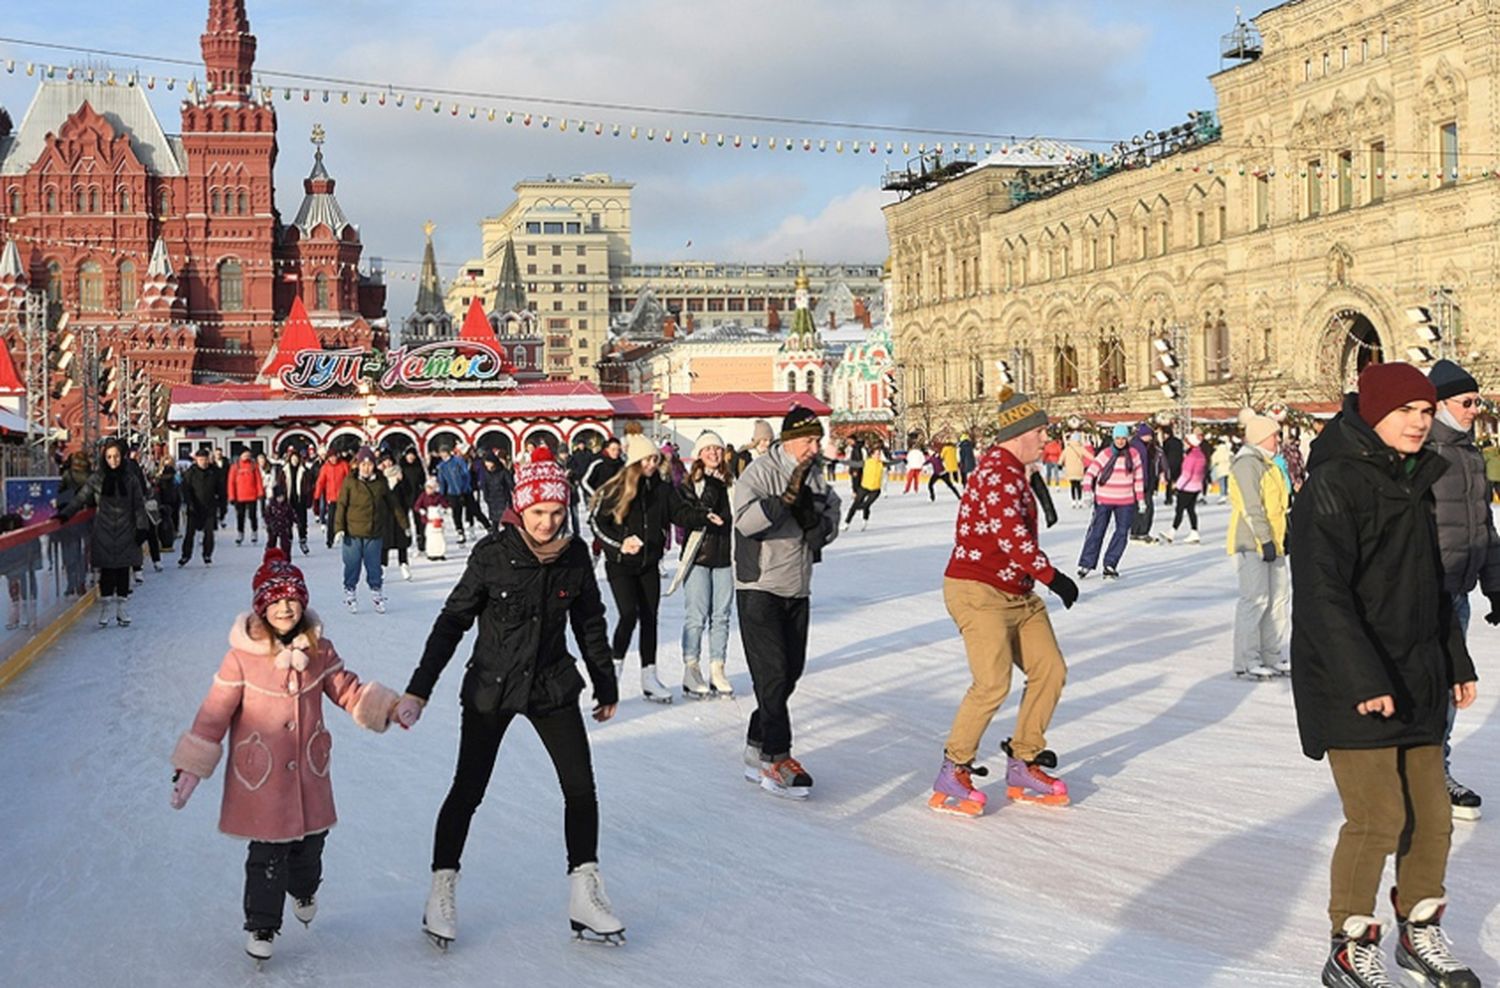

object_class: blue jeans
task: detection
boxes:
[342,536,383,592]
[682,564,734,662]
[1444,592,1471,772]
[1078,502,1136,571]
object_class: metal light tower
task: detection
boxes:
[1154,324,1192,432]
[21,288,52,473]
[79,325,101,454]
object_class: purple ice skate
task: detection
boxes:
[928,758,988,817]
[1005,753,1069,806]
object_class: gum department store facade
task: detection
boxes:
[885,0,1500,433]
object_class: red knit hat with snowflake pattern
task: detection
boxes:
[252,546,309,615]
[513,445,572,511]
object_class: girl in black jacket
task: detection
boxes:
[672,431,735,697]
[60,438,148,627]
[394,447,624,949]
[589,435,715,702]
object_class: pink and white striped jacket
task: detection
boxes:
[1084,444,1146,506]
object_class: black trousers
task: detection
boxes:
[1131,477,1158,536]
[290,502,309,543]
[928,472,961,500]
[1070,479,1083,503]
[244,830,327,932]
[135,526,160,570]
[411,506,426,551]
[845,486,881,523]
[738,590,810,759]
[180,516,215,562]
[383,543,409,566]
[323,502,338,548]
[98,566,132,598]
[235,501,259,536]
[605,561,661,667]
[432,703,598,873]
[1172,491,1200,530]
[464,493,489,529]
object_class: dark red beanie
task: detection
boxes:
[1357,362,1436,428]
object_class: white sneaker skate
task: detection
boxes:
[1274,658,1292,676]
[97,597,112,627]
[709,660,733,696]
[291,894,317,927]
[681,660,710,699]
[1185,530,1201,544]
[423,869,458,950]
[640,665,672,704]
[344,589,358,614]
[115,598,131,627]
[743,743,762,782]
[568,863,625,945]
[400,563,412,581]
[1159,530,1175,544]
[245,929,275,968]
[373,592,387,614]
[1237,664,1277,680]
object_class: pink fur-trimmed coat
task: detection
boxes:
[171,611,399,843]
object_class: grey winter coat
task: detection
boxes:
[1425,418,1500,594]
[732,444,841,598]
[62,466,149,570]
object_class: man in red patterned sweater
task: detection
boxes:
[929,388,1078,816]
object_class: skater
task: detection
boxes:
[212,448,230,529]
[926,446,963,500]
[903,443,926,494]
[1210,438,1233,503]
[414,478,449,560]
[673,431,736,698]
[436,446,480,544]
[580,436,623,503]
[178,447,220,567]
[845,437,866,498]
[1160,424,1184,506]
[1061,432,1090,508]
[1161,431,1206,543]
[478,450,514,533]
[1077,425,1145,580]
[933,388,1076,817]
[1290,362,1481,988]
[590,434,715,701]
[379,450,415,581]
[394,447,624,950]
[263,484,295,557]
[957,433,976,487]
[227,450,263,545]
[843,439,886,530]
[733,419,774,478]
[400,447,428,553]
[1227,415,1289,679]
[313,449,350,549]
[153,463,182,553]
[1422,358,1497,821]
[731,405,841,798]
[333,447,408,614]
[277,449,316,554]
[58,437,149,627]
[1128,425,1160,543]
[168,547,402,967]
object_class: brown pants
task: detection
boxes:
[1327,745,1451,932]
[943,578,1067,765]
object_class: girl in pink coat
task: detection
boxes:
[1162,431,1208,544]
[169,547,401,967]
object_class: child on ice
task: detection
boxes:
[413,478,448,560]
[264,484,295,556]
[168,547,403,966]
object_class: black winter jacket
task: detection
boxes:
[61,466,149,570]
[277,459,318,508]
[671,473,732,569]
[590,475,710,573]
[406,526,616,713]
[1425,418,1500,594]
[179,464,220,524]
[1289,397,1478,759]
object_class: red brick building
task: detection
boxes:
[0,0,385,441]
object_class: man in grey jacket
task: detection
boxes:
[1228,415,1289,680]
[732,405,841,799]
[1423,358,1496,821]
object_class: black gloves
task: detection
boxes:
[781,458,814,505]
[1044,571,1078,609]
[1260,541,1277,563]
[789,487,823,531]
[1030,472,1058,529]
[1485,592,1500,626]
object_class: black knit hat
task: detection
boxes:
[781,404,824,442]
[995,387,1048,443]
[1428,359,1480,401]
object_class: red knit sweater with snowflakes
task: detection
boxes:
[943,445,1056,594]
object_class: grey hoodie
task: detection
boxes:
[732,443,841,598]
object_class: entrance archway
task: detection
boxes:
[1335,310,1384,387]
[425,429,464,456]
[327,432,364,457]
[474,428,514,461]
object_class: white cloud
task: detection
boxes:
[706,186,891,264]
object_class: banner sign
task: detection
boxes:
[3,477,60,525]
[279,341,518,395]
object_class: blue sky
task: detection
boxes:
[0,1,1266,317]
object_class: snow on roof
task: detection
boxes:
[0,80,183,176]
[661,391,831,418]
[974,138,1090,172]
[168,382,617,425]
[608,393,654,418]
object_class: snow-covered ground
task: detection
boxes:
[2,490,1497,987]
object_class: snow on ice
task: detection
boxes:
[1,493,1497,986]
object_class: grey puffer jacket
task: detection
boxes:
[732,444,841,598]
[1426,418,1500,594]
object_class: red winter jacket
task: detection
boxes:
[225,460,265,503]
[944,444,1056,595]
[313,458,350,505]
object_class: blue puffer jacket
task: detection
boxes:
[436,456,472,496]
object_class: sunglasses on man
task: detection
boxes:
[1447,397,1481,409]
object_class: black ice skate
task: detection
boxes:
[1392,891,1480,988]
[1322,915,1397,988]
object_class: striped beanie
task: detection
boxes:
[995,388,1048,443]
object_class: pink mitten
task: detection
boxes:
[393,696,424,730]
[170,771,200,810]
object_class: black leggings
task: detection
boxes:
[235,501,258,535]
[244,830,327,932]
[1069,479,1083,503]
[98,566,132,598]
[928,472,961,500]
[1172,491,1200,530]
[432,703,598,873]
[845,486,881,523]
[136,526,161,569]
[384,543,409,566]
[605,562,661,667]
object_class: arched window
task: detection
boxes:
[785,370,797,392]
[157,189,171,216]
[79,261,104,312]
[210,189,221,214]
[314,272,330,310]
[237,190,249,215]
[118,261,137,311]
[1054,342,1079,393]
[118,187,131,213]
[7,188,19,215]
[804,369,817,395]
[88,187,99,213]
[1099,334,1127,390]
[219,259,244,312]
[75,187,87,212]
[45,187,57,213]
[45,261,62,305]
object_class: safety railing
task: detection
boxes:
[0,510,95,662]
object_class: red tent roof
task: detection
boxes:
[260,297,322,385]
[0,332,23,396]
[661,391,831,418]
[456,297,515,372]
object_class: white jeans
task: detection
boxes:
[1234,553,1289,672]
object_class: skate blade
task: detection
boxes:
[1006,786,1070,807]
[759,778,811,800]
[642,693,673,704]
[1452,805,1482,822]
[927,792,984,817]
[681,689,712,700]
[571,922,626,946]
[424,929,452,952]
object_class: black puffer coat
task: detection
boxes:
[1289,397,1477,760]
[61,465,149,569]
[671,472,732,569]
[590,473,708,573]
[180,464,220,524]
[406,526,615,714]
[1425,417,1500,594]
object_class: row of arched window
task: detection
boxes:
[40,259,138,313]
[14,185,137,215]
[210,189,252,215]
